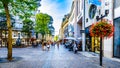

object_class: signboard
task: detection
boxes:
[88,0,101,6]
[80,30,85,33]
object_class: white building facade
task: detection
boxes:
[68,1,75,37]
[84,0,114,58]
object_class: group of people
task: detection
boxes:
[41,40,60,51]
[31,39,62,51]
[41,41,51,51]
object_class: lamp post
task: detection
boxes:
[96,10,109,21]
[96,9,109,66]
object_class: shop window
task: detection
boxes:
[114,18,120,58]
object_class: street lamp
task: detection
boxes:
[96,9,109,66]
[96,9,109,21]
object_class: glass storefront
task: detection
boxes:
[86,34,91,51]
[85,27,92,51]
[91,37,100,53]
[114,18,120,58]
[85,27,100,53]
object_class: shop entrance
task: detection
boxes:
[85,27,92,51]
[91,37,100,53]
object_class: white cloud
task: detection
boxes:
[39,0,72,35]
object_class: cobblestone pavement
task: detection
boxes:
[0,45,120,68]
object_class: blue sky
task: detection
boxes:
[39,0,73,35]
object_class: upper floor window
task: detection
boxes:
[89,4,97,19]
[114,0,120,9]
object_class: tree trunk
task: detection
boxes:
[27,33,29,46]
[3,3,12,61]
[5,29,7,47]
[36,32,38,39]
[1,30,3,47]
[0,30,2,47]
[42,35,44,40]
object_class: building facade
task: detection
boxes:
[60,14,70,39]
[58,0,120,60]
[84,0,114,58]
[114,0,120,58]
[68,1,75,38]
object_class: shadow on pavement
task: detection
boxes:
[0,57,23,63]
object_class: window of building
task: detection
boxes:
[114,0,120,8]
[114,17,120,58]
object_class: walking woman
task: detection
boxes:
[57,41,59,49]
[47,41,50,51]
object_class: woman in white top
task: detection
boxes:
[73,41,78,53]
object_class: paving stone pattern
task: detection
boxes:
[0,45,120,68]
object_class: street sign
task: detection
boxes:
[88,0,101,6]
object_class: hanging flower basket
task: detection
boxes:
[90,19,114,38]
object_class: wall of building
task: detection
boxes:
[101,0,113,58]
[73,0,83,39]
[114,7,120,18]
[76,0,83,38]
[69,1,75,37]
[84,0,114,58]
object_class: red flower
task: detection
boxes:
[90,19,114,38]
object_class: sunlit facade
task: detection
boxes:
[84,0,114,58]
[68,1,75,38]
[60,14,69,39]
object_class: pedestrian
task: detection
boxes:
[73,41,78,53]
[57,41,59,49]
[47,41,50,51]
[44,41,47,51]
[42,40,45,51]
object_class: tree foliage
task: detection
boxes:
[22,19,34,37]
[0,0,39,61]
[0,12,15,29]
[54,35,58,41]
[0,0,38,18]
[35,13,51,38]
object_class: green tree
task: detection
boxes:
[22,19,34,45]
[0,12,15,28]
[0,0,38,61]
[54,35,58,41]
[35,13,51,40]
